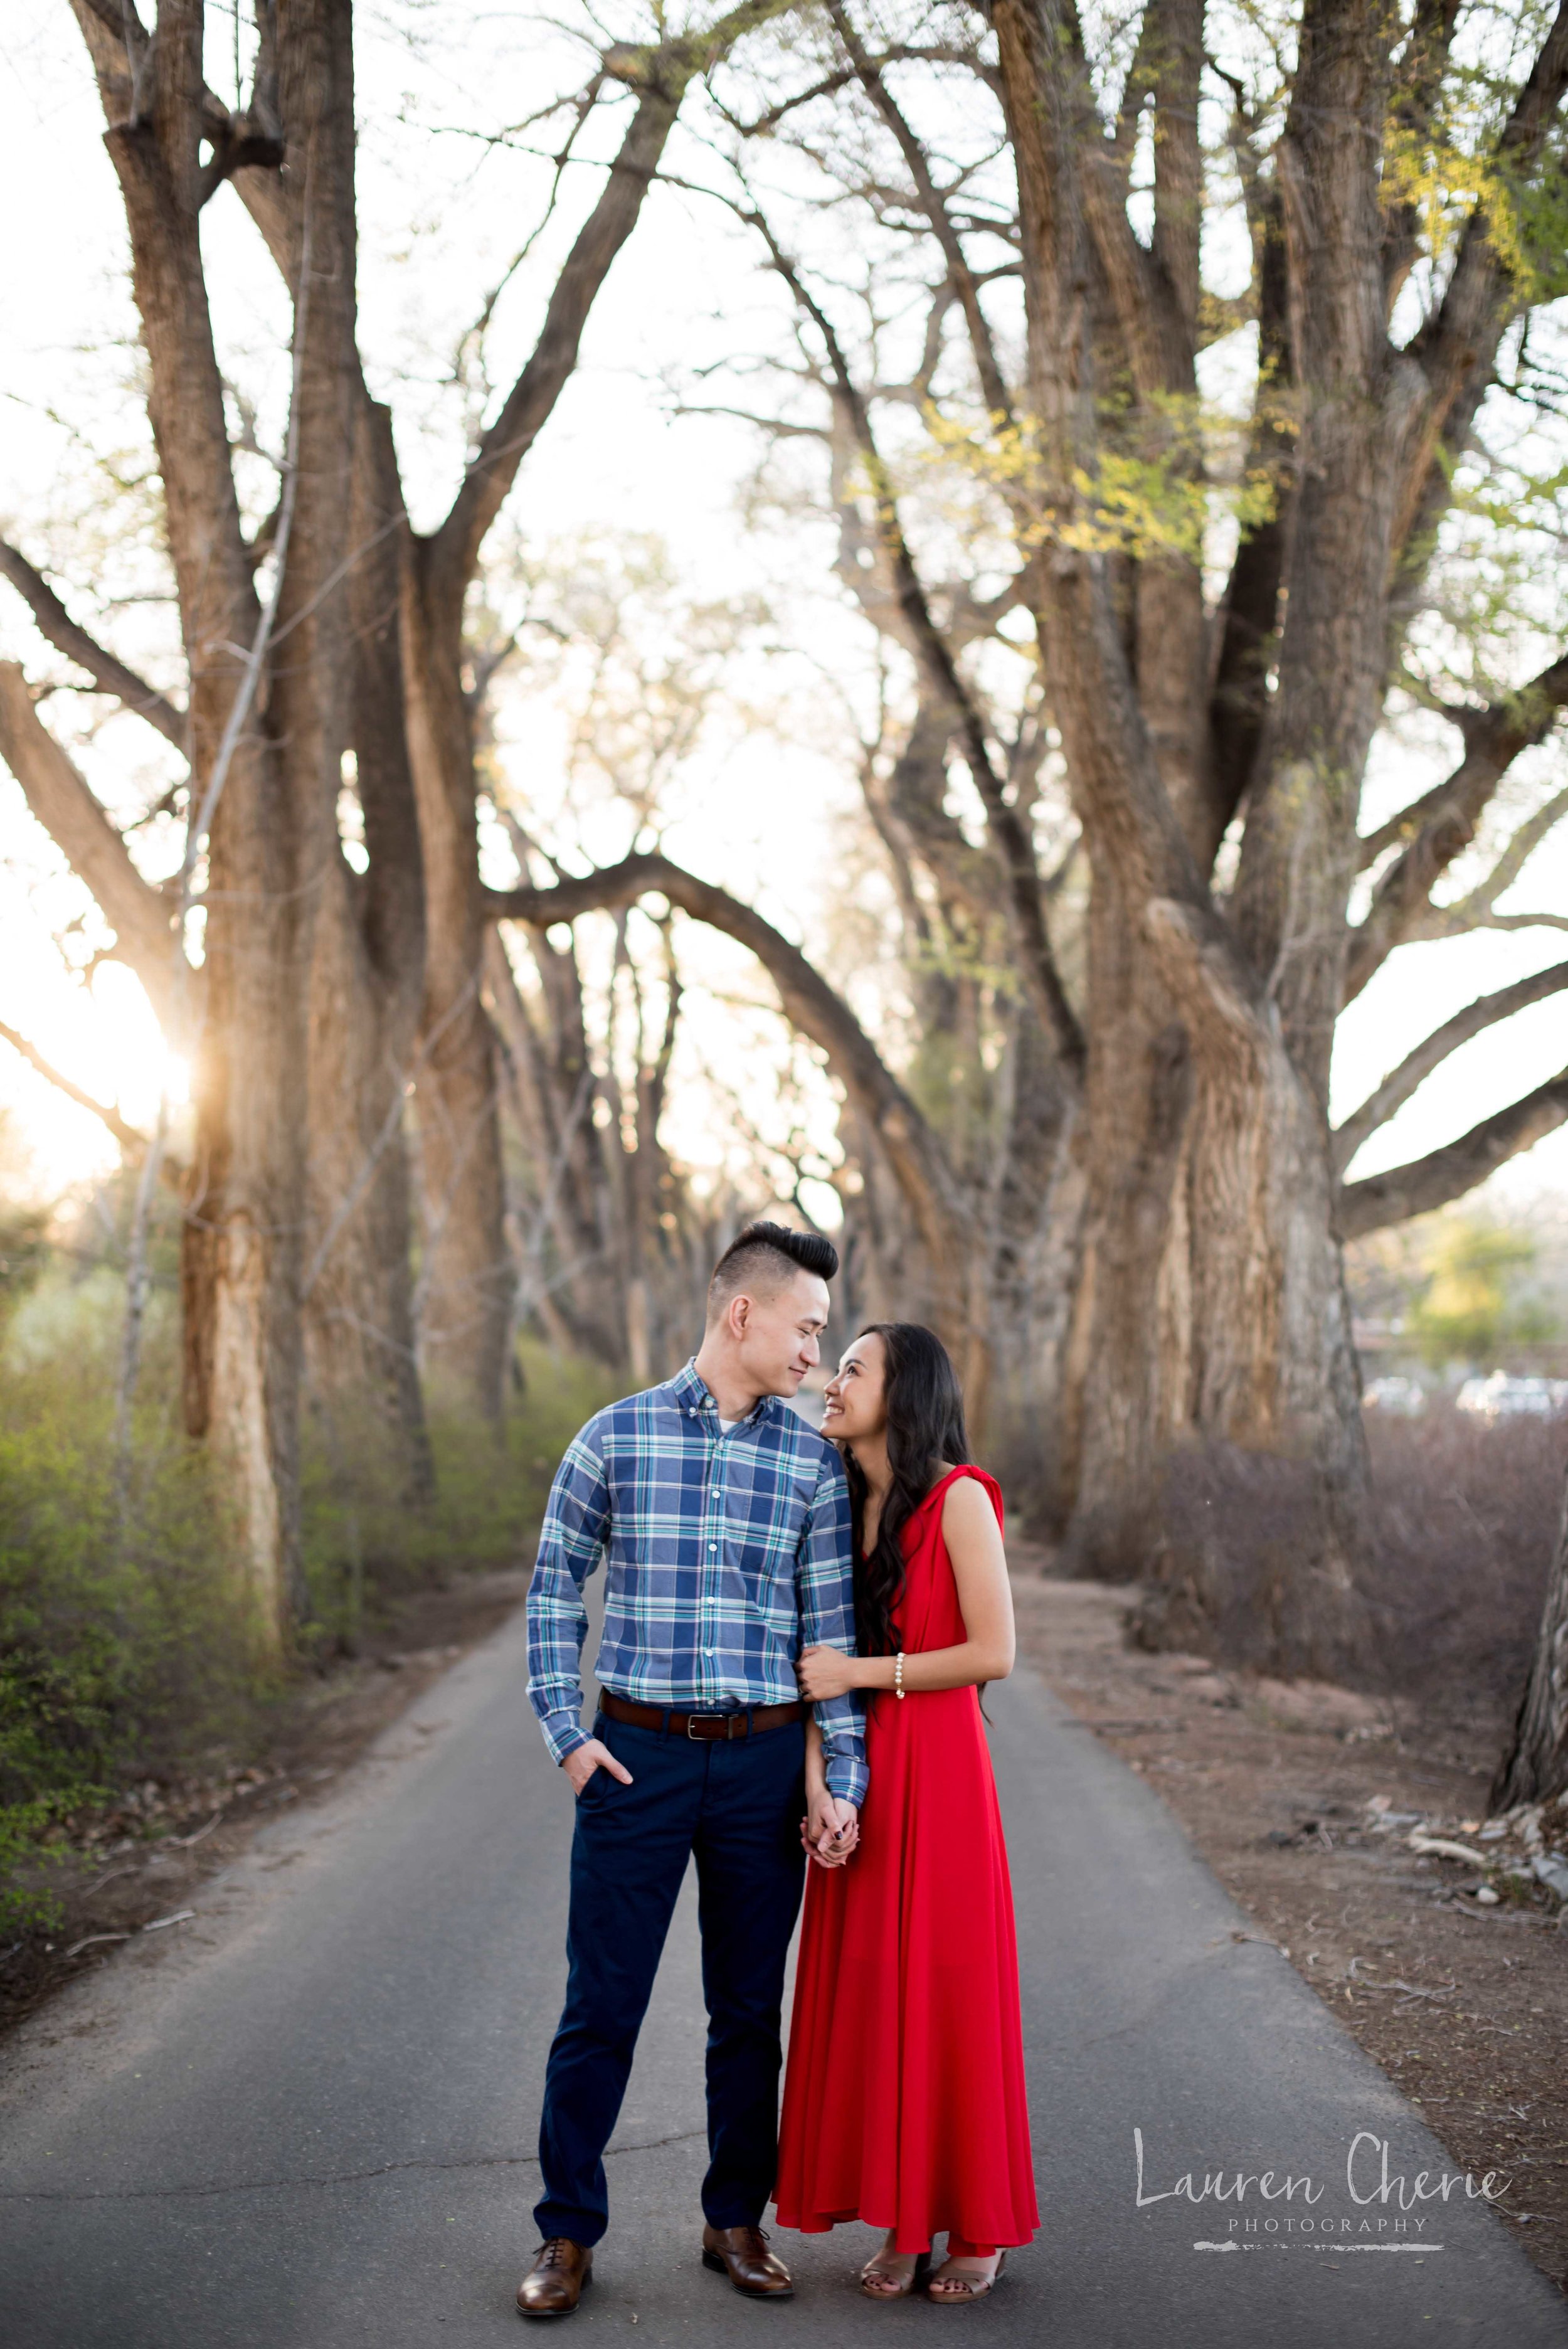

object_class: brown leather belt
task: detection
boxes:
[598,1690,806,1741]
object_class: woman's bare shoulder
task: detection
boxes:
[938,1468,1000,1530]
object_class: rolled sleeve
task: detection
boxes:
[526,1425,612,1766]
[797,1446,868,1807]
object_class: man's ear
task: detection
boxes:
[728,1293,752,1341]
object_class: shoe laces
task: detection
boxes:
[538,2239,572,2269]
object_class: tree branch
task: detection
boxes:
[0,539,187,748]
[0,663,185,1030]
[1380,0,1463,317]
[742,202,1085,1071]
[429,0,797,610]
[1079,0,1200,401]
[1206,100,1291,839]
[0,1015,183,1175]
[484,849,965,1254]
[1390,1,1568,590]
[826,0,1012,421]
[1334,957,1568,1173]
[1345,650,1568,999]
[1340,1068,1568,1238]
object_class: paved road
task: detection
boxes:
[2,1604,1564,2349]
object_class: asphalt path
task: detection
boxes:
[2,1602,1564,2349]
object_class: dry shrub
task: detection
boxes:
[1133,1443,1362,1679]
[1133,1408,1564,1727]
[1359,1404,1564,1732]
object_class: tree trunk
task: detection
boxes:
[300,397,431,1495]
[1491,1470,1568,1811]
[401,547,515,1418]
[80,0,359,1650]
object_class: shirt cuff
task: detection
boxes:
[822,1747,868,1807]
[535,1705,590,1766]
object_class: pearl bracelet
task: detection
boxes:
[894,1650,905,1699]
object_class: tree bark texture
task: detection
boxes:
[74,0,360,1647]
[1491,1469,1568,1810]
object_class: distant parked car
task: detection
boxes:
[1363,1376,1428,1417]
[1455,1371,1568,1420]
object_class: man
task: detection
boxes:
[518,1221,866,2319]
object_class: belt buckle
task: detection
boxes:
[686,1713,722,1741]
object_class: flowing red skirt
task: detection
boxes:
[773,1466,1039,2255]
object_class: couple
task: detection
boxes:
[519,1221,1037,2317]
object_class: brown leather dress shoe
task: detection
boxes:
[516,2238,593,2318]
[701,2223,795,2298]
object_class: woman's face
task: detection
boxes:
[822,1333,888,1448]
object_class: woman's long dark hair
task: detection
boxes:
[839,1322,970,1656]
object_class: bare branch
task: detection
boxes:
[1335,957,1568,1173]
[1080,0,1202,400]
[1207,86,1291,836]
[739,201,1084,1071]
[825,1,1012,421]
[0,663,183,1027]
[485,848,966,1254]
[430,0,798,610]
[1345,652,1568,998]
[0,539,187,748]
[1340,1068,1568,1237]
[0,1014,181,1174]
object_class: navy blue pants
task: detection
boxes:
[534,1712,808,2246]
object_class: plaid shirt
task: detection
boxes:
[526,1359,867,1803]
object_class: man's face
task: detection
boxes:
[732,1268,831,1396]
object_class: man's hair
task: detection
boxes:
[706,1221,839,1319]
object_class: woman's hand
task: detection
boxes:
[801,1786,860,1867]
[797,1643,861,1702]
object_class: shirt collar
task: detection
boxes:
[670,1358,776,1428]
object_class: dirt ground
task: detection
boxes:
[1010,1562,1568,2302]
[0,1569,532,2037]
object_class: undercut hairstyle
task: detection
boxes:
[706,1221,839,1320]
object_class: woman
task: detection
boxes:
[773,1323,1038,2301]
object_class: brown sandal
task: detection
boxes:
[860,2247,933,2299]
[926,2250,1007,2301]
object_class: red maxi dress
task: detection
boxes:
[773,1465,1039,2256]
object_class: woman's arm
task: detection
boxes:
[797,1477,1016,1700]
[801,1714,858,1865]
[804,1713,829,1800]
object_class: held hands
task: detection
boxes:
[801,1788,859,1869]
[562,1737,634,1796]
[797,1643,860,1703]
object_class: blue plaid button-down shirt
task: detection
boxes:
[526,1359,867,1803]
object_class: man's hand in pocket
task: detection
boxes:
[563,1739,634,1796]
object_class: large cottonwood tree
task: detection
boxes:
[652,0,1568,1667]
[0,0,793,1639]
[492,0,1568,1670]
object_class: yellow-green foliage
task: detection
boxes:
[918,393,1281,566]
[1409,1214,1559,1368]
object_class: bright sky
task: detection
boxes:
[1,0,1565,1219]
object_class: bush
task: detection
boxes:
[1359,1404,1565,1725]
[297,1340,618,1648]
[0,1277,263,1934]
[1,1260,619,1931]
[1135,1406,1565,1728]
